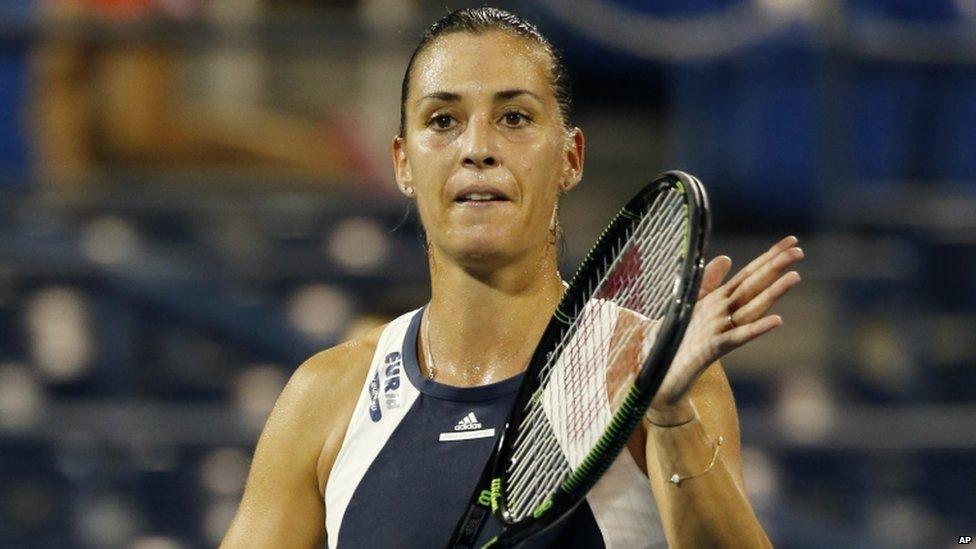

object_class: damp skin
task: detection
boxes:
[392,29,583,389]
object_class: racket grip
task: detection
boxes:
[448,503,490,548]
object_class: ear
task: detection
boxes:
[561,127,584,192]
[392,136,415,198]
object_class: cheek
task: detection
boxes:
[514,137,564,202]
[409,139,457,192]
[416,129,458,151]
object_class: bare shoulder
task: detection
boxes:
[302,323,387,494]
[221,324,387,548]
[245,323,387,497]
[292,323,385,407]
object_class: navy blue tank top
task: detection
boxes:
[324,308,665,548]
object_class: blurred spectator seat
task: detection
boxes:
[0,0,32,187]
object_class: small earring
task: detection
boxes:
[403,186,414,196]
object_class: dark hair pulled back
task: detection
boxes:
[398,7,572,138]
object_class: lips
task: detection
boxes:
[452,184,512,203]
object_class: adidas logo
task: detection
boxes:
[439,412,494,442]
[454,412,483,431]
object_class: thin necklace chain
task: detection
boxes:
[422,308,436,380]
[422,281,566,383]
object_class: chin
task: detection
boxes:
[448,232,519,267]
[435,221,548,270]
[455,240,509,263]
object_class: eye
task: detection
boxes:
[501,111,531,128]
[427,113,456,130]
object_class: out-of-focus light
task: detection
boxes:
[360,0,415,29]
[957,0,976,18]
[740,446,780,508]
[131,535,186,549]
[80,216,140,266]
[76,494,139,548]
[25,287,93,383]
[775,373,836,444]
[232,364,287,428]
[199,448,249,496]
[0,363,44,431]
[866,497,936,547]
[203,498,238,546]
[286,284,352,339]
[757,0,815,19]
[327,217,390,272]
[856,316,914,394]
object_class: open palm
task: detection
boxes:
[649,236,804,417]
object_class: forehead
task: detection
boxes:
[410,31,553,101]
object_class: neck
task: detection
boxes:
[422,243,563,387]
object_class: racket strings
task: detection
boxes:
[508,194,682,450]
[506,222,686,518]
[506,218,686,518]
[504,188,689,520]
[509,192,685,455]
[531,211,685,455]
[506,213,686,510]
[512,190,673,429]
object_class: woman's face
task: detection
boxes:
[394,31,583,270]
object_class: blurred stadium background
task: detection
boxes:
[0,0,974,547]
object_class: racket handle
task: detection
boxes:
[448,502,491,548]
[448,443,500,548]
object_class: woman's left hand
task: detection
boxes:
[645,236,804,425]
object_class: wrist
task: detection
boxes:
[644,398,696,427]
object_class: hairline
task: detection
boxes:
[399,27,568,140]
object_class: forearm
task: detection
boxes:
[645,408,771,548]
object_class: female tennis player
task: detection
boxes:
[223,8,801,548]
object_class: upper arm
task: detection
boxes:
[222,342,372,548]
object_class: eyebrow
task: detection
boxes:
[418,88,542,104]
[419,91,462,103]
[495,88,541,101]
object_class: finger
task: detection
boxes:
[730,246,803,308]
[698,256,732,298]
[723,236,798,292]
[731,271,801,325]
[718,314,783,352]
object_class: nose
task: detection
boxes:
[460,116,498,169]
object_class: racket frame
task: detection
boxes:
[448,171,710,548]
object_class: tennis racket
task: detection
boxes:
[447,170,710,548]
